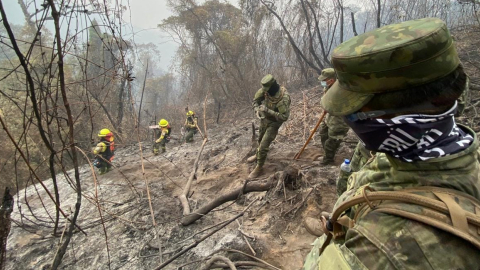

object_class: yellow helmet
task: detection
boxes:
[159,119,169,127]
[98,128,112,137]
[186,110,194,116]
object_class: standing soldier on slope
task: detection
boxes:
[247,74,291,179]
[93,128,115,175]
[317,68,350,165]
[153,119,171,155]
[303,18,480,269]
[184,110,198,143]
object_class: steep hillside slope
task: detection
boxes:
[6,85,358,269]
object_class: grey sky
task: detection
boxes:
[3,0,239,72]
[124,0,177,71]
[124,0,238,71]
[3,0,177,71]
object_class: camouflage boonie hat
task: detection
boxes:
[261,74,276,91]
[318,68,336,81]
[322,17,460,116]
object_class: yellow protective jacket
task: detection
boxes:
[184,116,198,130]
[155,126,170,143]
[93,138,114,160]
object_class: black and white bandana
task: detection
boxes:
[344,102,474,162]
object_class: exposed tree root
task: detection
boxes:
[181,178,276,225]
[181,168,298,226]
[200,255,236,270]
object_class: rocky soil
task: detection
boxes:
[6,85,359,270]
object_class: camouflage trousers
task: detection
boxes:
[256,119,282,166]
[319,114,349,160]
[336,142,371,196]
[185,128,197,142]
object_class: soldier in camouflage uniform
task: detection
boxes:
[303,18,480,269]
[247,74,291,179]
[318,68,350,165]
[331,58,470,201]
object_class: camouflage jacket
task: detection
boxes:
[305,125,480,269]
[336,142,372,196]
[252,86,291,122]
[322,85,350,133]
[324,113,350,134]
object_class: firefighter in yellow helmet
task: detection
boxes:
[92,128,115,175]
[153,119,171,155]
[184,111,198,143]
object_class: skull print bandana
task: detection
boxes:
[343,102,474,162]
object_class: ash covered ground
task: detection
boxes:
[6,85,358,270]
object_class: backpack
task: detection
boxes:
[320,186,480,257]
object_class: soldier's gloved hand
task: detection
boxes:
[93,143,103,154]
[259,105,276,116]
[155,138,161,143]
[266,108,276,116]
[256,110,265,119]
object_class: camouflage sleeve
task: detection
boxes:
[252,88,265,109]
[350,143,371,172]
[274,94,291,122]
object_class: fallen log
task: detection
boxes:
[178,92,210,215]
[179,137,208,215]
[181,178,275,226]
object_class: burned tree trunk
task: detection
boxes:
[0,187,14,270]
